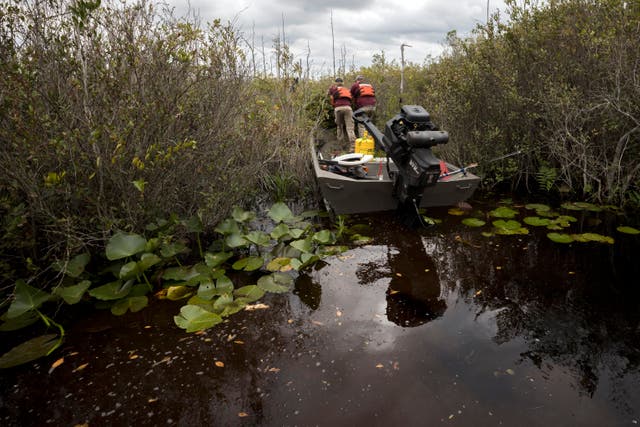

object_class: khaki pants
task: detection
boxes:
[334,106,356,152]
[356,105,376,138]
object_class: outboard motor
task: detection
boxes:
[354,105,449,213]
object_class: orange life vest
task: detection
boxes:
[358,83,375,97]
[333,86,352,100]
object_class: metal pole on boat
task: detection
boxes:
[400,43,411,104]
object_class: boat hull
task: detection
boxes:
[312,139,480,215]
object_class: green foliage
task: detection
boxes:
[0,203,348,367]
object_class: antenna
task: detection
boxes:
[400,43,412,104]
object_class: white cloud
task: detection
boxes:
[162,0,508,75]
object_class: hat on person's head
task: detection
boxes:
[335,77,343,83]
[356,75,364,81]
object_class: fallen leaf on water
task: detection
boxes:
[495,266,502,270]
[194,330,207,335]
[389,290,399,295]
[144,325,152,329]
[312,320,324,326]
[227,334,236,342]
[68,352,79,357]
[506,368,515,375]
[49,358,64,374]
[72,363,89,373]
[474,290,483,297]
[153,356,171,366]
[395,273,402,277]
[268,367,280,372]
[234,340,244,345]
[375,364,384,368]
[245,303,269,311]
[287,319,293,324]
[424,269,430,272]
[336,310,342,317]
[215,361,224,367]
[129,353,139,360]
[393,361,400,370]
[148,397,158,403]
[449,414,455,419]
[238,412,249,417]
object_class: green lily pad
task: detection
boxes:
[106,233,147,261]
[573,233,614,244]
[0,310,39,331]
[233,285,265,302]
[290,238,313,254]
[524,203,551,212]
[88,280,132,301]
[617,226,640,235]
[7,280,51,319]
[159,241,190,258]
[111,296,148,315]
[462,218,486,227]
[268,202,294,223]
[244,231,271,247]
[53,280,91,305]
[257,272,294,293]
[350,234,373,245]
[547,233,574,243]
[231,206,256,223]
[270,223,291,240]
[204,251,233,268]
[523,216,551,226]
[226,233,248,248]
[52,253,90,278]
[174,305,223,332]
[232,256,264,271]
[313,230,335,244]
[0,334,61,368]
[214,218,241,235]
[489,206,519,219]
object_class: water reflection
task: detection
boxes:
[384,236,446,327]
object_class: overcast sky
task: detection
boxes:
[164,0,508,76]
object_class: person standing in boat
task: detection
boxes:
[350,75,376,137]
[328,77,356,152]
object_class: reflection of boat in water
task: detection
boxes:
[385,235,446,327]
[312,105,480,216]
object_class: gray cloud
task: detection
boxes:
[164,0,507,74]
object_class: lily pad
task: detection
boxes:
[524,203,551,212]
[617,226,640,235]
[313,230,335,244]
[106,232,147,261]
[204,251,233,268]
[231,206,256,223]
[232,256,264,271]
[547,233,574,243]
[257,272,294,293]
[174,305,223,332]
[53,280,91,305]
[266,257,293,272]
[489,206,519,219]
[111,296,148,315]
[270,223,291,240]
[7,280,51,319]
[166,285,193,300]
[462,218,486,227]
[233,285,265,303]
[53,253,90,278]
[0,334,60,368]
[88,280,132,301]
[523,216,551,227]
[214,218,240,235]
[244,231,271,247]
[0,310,39,331]
[268,202,294,223]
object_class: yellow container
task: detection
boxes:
[355,133,375,155]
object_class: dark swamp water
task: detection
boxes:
[1,199,640,427]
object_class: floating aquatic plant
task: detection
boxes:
[489,206,519,219]
[462,218,486,227]
[617,226,640,235]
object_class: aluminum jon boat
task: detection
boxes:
[312,105,480,216]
